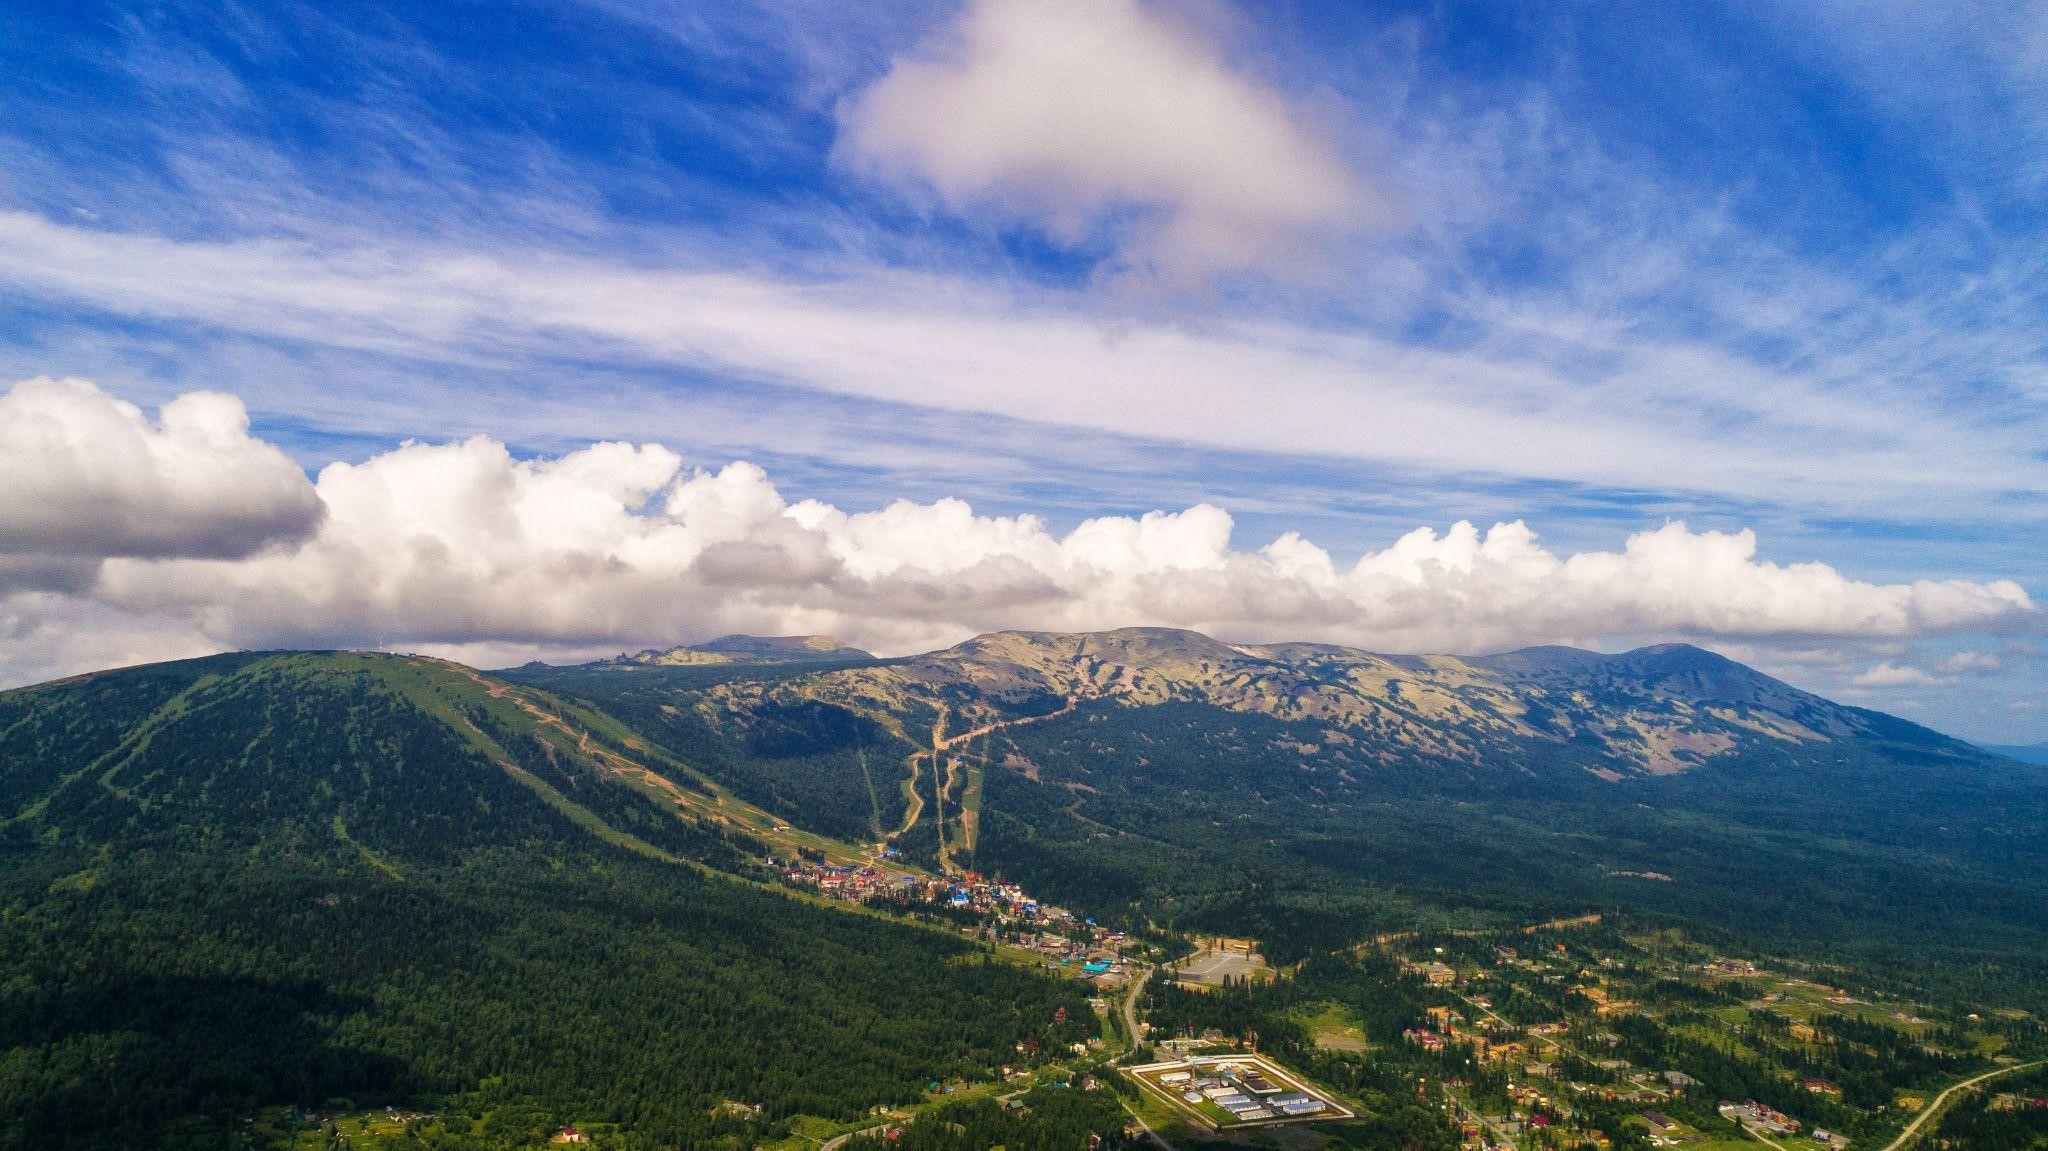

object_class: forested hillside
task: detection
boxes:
[7,634,2045,1147]
[0,653,1095,1149]
[515,629,2048,1005]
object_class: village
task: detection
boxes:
[747,854,2043,1151]
[1363,928,2043,1151]
[258,912,2044,1151]
[767,854,1140,982]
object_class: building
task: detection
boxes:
[1281,1100,1327,1116]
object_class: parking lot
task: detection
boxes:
[1173,949,1267,986]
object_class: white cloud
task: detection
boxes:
[1849,649,2011,688]
[3,211,2043,521]
[835,0,1375,281]
[3,385,2032,686]
[1942,650,2005,674]
[0,377,322,566]
[1852,662,1944,688]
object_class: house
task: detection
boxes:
[1643,1112,1677,1133]
[1664,1071,1697,1090]
[1803,1079,1842,1097]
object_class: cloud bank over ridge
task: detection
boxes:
[3,378,2031,689]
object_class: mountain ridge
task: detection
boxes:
[588,633,877,668]
[642,626,1959,780]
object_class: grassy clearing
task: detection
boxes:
[1294,1001,1369,1052]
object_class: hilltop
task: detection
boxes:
[0,652,1093,1148]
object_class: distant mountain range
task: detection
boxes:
[554,626,1952,779]
[588,633,875,668]
[1981,742,2048,765]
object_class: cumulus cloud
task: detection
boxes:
[0,388,2028,688]
[0,377,322,568]
[836,0,1375,280]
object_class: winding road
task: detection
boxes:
[925,696,1085,871]
[1876,1060,2044,1151]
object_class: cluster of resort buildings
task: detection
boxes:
[768,858,1136,979]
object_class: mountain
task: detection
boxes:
[7,632,2047,1146]
[1981,741,2048,766]
[509,627,2048,987]
[626,626,1951,779]
[593,633,875,668]
[0,652,1093,1148]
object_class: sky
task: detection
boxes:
[2,0,2045,743]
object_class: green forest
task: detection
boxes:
[6,646,2046,1148]
[0,654,1094,1149]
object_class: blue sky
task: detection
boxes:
[2,0,2045,741]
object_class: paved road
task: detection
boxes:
[1877,1061,2044,1151]
[1735,1119,1792,1151]
[1122,963,1153,1050]
[1115,965,1183,1151]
